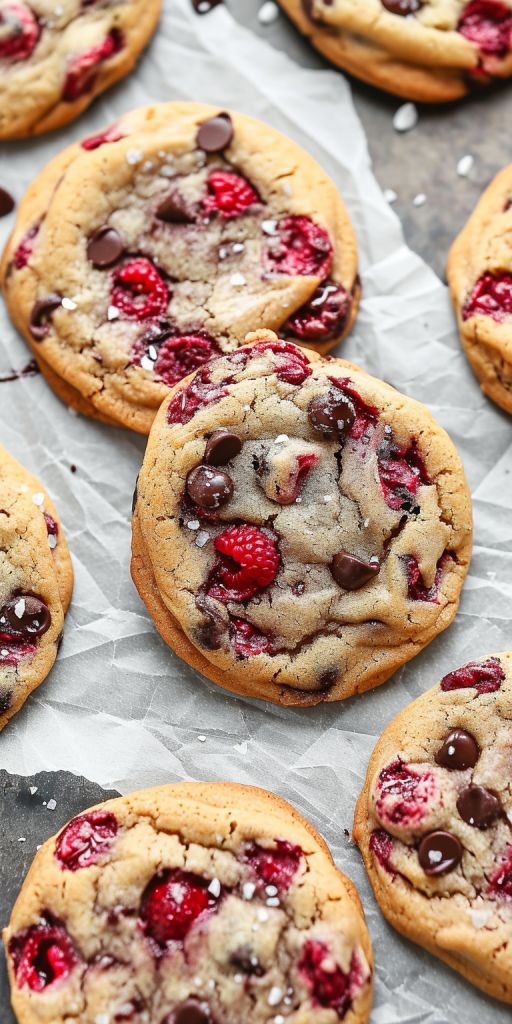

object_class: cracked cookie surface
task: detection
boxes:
[4,781,373,1024]
[279,0,512,102]
[0,0,160,139]
[0,445,72,728]
[0,102,359,434]
[448,163,512,414]
[354,652,512,1002]
[131,331,472,707]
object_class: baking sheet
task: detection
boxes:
[1,0,512,1019]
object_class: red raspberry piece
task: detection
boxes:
[230,619,274,657]
[140,869,215,946]
[0,2,39,61]
[488,846,512,899]
[111,259,169,320]
[245,839,302,890]
[378,440,430,511]
[440,656,505,694]
[210,525,280,602]
[369,829,395,874]
[406,555,444,602]
[63,29,123,101]
[167,364,228,425]
[264,215,333,279]
[136,333,221,387]
[463,271,512,321]
[13,224,39,270]
[376,760,437,828]
[0,638,36,665]
[9,917,78,992]
[458,0,512,57]
[249,339,312,385]
[284,281,351,342]
[81,123,124,150]
[203,170,259,218]
[55,810,118,871]
[299,940,352,1019]
[328,377,378,440]
[43,512,58,538]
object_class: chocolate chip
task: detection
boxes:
[197,113,233,153]
[29,295,61,340]
[204,429,242,465]
[331,551,380,590]
[229,945,264,975]
[0,689,12,714]
[382,0,422,13]
[87,226,124,267]
[2,595,51,638]
[457,785,501,830]
[164,999,212,1024]
[186,465,233,509]
[418,831,463,876]
[156,193,194,224]
[0,187,15,218]
[435,729,479,771]
[308,391,355,438]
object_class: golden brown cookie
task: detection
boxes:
[448,163,512,414]
[0,445,73,728]
[132,331,472,707]
[354,652,512,1002]
[4,781,373,1023]
[1,102,359,434]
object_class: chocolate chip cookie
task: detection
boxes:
[131,331,472,707]
[280,1,512,103]
[0,102,359,434]
[0,445,73,728]
[448,163,512,414]
[354,652,512,1001]
[4,781,373,1023]
[0,0,161,139]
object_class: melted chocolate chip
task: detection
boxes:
[197,113,233,153]
[331,551,380,590]
[204,429,242,465]
[2,595,51,637]
[0,187,15,217]
[87,226,124,267]
[382,0,422,12]
[418,831,463,876]
[435,729,479,771]
[164,999,212,1024]
[457,785,501,830]
[156,193,194,223]
[186,466,233,509]
[308,391,355,438]
[29,295,61,340]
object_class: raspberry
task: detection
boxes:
[167,365,228,425]
[63,29,123,101]
[369,829,395,874]
[148,334,220,387]
[463,271,512,321]
[376,760,437,828]
[378,440,430,511]
[0,2,39,60]
[328,377,378,440]
[43,512,58,538]
[488,847,512,899]
[55,811,118,871]
[264,215,333,278]
[406,555,443,603]
[13,224,39,270]
[230,619,274,657]
[0,639,36,665]
[210,525,280,602]
[245,839,302,889]
[140,870,215,947]
[81,123,124,150]
[203,170,259,218]
[440,657,505,694]
[458,0,512,56]
[9,917,78,992]
[249,339,312,385]
[112,259,169,320]
[299,941,351,1019]
[284,281,351,342]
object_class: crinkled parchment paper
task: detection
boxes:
[0,1,511,1019]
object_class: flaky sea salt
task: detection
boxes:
[383,188,397,204]
[258,1,279,24]
[268,986,283,1007]
[393,103,418,133]
[208,878,221,898]
[457,154,474,178]
[32,492,44,506]
[413,193,427,208]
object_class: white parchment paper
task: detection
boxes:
[1,1,512,1019]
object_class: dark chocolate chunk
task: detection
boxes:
[435,729,479,771]
[29,295,61,340]
[457,785,501,830]
[331,551,380,590]
[87,226,124,267]
[0,187,15,217]
[156,194,194,224]
[418,830,463,876]
[308,391,355,438]
[197,113,233,153]
[2,594,51,637]
[204,429,242,465]
[186,466,233,509]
